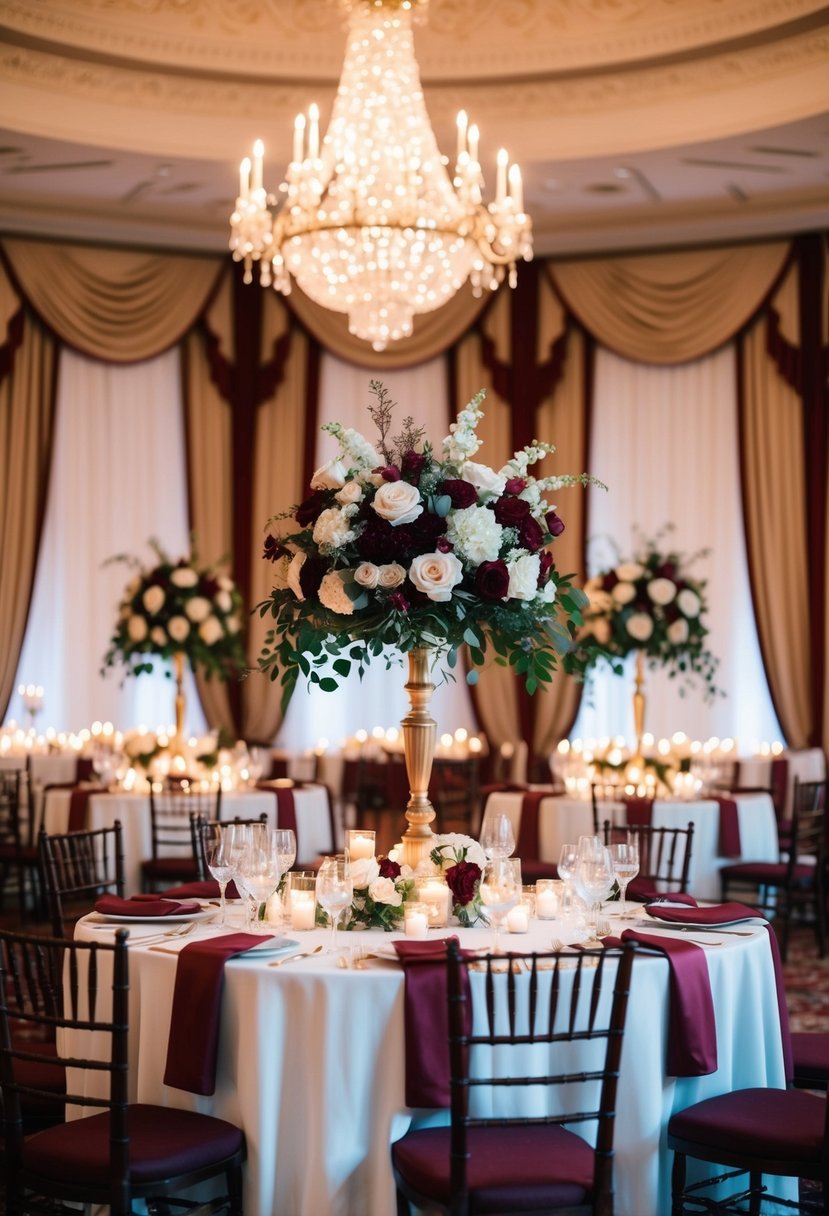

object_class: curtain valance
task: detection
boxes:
[549,243,790,365]
[2,238,223,364]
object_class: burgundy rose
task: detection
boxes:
[146,566,166,587]
[658,562,677,581]
[436,536,454,553]
[445,861,481,907]
[439,479,478,509]
[602,571,619,592]
[377,465,401,482]
[518,515,544,553]
[493,496,531,526]
[401,450,427,482]
[390,590,410,613]
[200,575,220,599]
[295,490,328,528]
[298,557,326,599]
[545,511,565,537]
[378,857,402,880]
[504,477,527,495]
[475,560,510,602]
[537,550,554,586]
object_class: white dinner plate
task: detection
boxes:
[235,936,300,958]
[87,906,218,926]
[641,913,765,930]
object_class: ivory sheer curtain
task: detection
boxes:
[572,344,782,746]
[276,352,478,751]
[12,347,207,734]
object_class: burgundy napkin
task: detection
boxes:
[770,757,790,824]
[94,894,201,918]
[164,933,270,1095]
[646,893,699,908]
[715,796,741,857]
[68,787,92,831]
[623,797,653,826]
[604,929,717,1077]
[643,901,761,926]
[160,879,241,901]
[516,790,551,860]
[393,937,470,1108]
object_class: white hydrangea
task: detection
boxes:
[647,578,676,606]
[321,422,382,471]
[445,504,503,564]
[677,588,701,617]
[441,390,485,465]
[507,552,541,601]
[312,506,357,551]
[318,571,355,615]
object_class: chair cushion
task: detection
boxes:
[23,1103,244,1184]
[720,861,815,884]
[791,1033,829,1088]
[392,1123,595,1212]
[668,1089,825,1163]
[12,1039,66,1117]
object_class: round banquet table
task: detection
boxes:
[72,903,794,1216]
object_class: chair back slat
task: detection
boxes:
[40,821,125,936]
[148,786,223,860]
[603,819,695,896]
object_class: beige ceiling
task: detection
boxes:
[1,0,828,257]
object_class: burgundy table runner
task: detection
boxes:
[516,790,553,860]
[770,757,790,824]
[604,928,718,1077]
[257,782,297,836]
[94,894,201,917]
[714,796,741,857]
[68,787,92,831]
[623,797,654,826]
[164,933,272,1095]
[393,937,470,1108]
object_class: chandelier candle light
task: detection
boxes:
[229,0,532,352]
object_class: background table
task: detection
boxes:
[484,789,780,900]
[73,909,792,1216]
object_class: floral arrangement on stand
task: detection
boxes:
[259,382,597,708]
[102,539,246,681]
[567,531,719,698]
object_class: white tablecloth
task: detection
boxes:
[43,789,278,895]
[483,790,779,901]
[72,910,792,1216]
[0,752,79,785]
[738,748,826,820]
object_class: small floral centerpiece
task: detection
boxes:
[259,382,597,708]
[102,539,245,681]
[567,531,719,697]
[428,833,488,927]
[341,856,414,931]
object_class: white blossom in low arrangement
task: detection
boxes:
[102,539,246,682]
[258,381,601,709]
[567,529,720,698]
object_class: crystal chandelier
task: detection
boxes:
[229,0,532,352]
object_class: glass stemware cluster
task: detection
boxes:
[478,811,520,953]
[204,822,297,931]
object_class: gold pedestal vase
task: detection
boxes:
[397,647,437,869]
[170,651,187,757]
[631,649,646,766]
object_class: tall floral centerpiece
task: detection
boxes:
[102,541,245,752]
[567,533,719,761]
[259,382,596,865]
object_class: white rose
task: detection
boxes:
[408,552,464,602]
[354,562,379,589]
[507,553,541,601]
[310,458,348,490]
[350,857,380,889]
[312,506,356,550]
[287,552,306,601]
[218,575,234,592]
[170,567,199,589]
[226,615,240,634]
[611,581,637,606]
[446,504,503,564]
[215,589,233,614]
[335,480,364,506]
[199,616,224,646]
[371,481,423,527]
[185,596,212,623]
[615,563,645,582]
[647,578,676,606]
[461,461,506,497]
[378,563,406,588]
[142,585,165,615]
[150,625,167,647]
[626,613,654,642]
[127,614,148,643]
[167,615,191,643]
[369,876,403,906]
[677,588,701,617]
[668,618,690,645]
[318,571,355,615]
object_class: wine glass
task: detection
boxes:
[224,822,255,930]
[273,828,297,879]
[610,838,640,917]
[315,854,353,953]
[478,857,521,954]
[573,845,615,940]
[480,812,516,860]
[240,827,282,932]
[557,843,579,888]
[204,824,233,926]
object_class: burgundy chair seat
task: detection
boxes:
[668,1089,826,1170]
[11,1039,66,1119]
[520,860,559,883]
[791,1032,829,1090]
[719,860,815,884]
[141,857,199,879]
[392,1123,595,1212]
[160,879,241,901]
[0,842,38,863]
[23,1103,244,1185]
